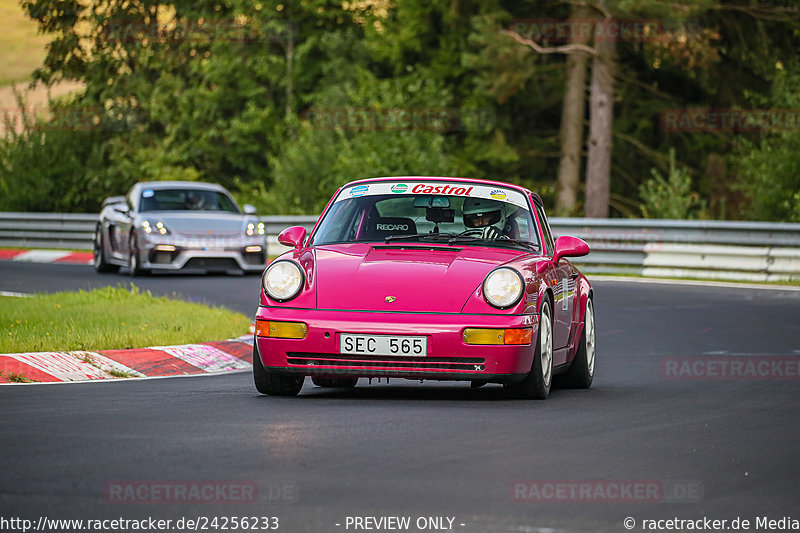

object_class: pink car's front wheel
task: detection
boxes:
[253,344,304,396]
[505,299,553,400]
[556,297,596,389]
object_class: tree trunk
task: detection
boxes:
[584,20,615,218]
[555,5,592,216]
[285,7,294,119]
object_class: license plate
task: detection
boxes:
[340,334,427,357]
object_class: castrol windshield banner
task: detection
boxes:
[335,180,529,209]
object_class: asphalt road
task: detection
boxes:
[0,262,261,315]
[1,262,800,533]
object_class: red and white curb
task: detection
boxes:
[0,337,253,384]
[0,249,93,265]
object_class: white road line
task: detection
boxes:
[0,290,32,297]
[13,250,71,262]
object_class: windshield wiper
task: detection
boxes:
[447,235,539,252]
[384,232,456,243]
[383,233,539,252]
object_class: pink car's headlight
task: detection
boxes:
[262,260,304,301]
[483,267,524,309]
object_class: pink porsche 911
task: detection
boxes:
[253,177,595,399]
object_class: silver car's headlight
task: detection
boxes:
[263,261,304,301]
[142,220,169,235]
[483,267,524,309]
[246,222,266,236]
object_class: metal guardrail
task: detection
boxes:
[546,218,800,282]
[1,212,798,282]
[0,213,98,250]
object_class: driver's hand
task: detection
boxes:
[482,226,500,240]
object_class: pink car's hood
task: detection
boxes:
[313,243,527,312]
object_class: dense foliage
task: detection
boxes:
[0,0,798,220]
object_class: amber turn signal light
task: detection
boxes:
[255,319,307,339]
[463,327,533,345]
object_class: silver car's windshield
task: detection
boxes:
[138,188,240,213]
[312,192,540,251]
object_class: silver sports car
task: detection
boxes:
[93,181,267,275]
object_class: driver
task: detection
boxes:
[463,197,504,239]
[185,191,206,210]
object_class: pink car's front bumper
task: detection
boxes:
[254,307,539,382]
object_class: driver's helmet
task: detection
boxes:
[463,197,503,228]
[185,191,205,210]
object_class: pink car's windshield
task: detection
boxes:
[312,193,540,251]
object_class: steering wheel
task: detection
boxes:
[456,229,484,237]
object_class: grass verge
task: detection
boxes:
[1,284,250,353]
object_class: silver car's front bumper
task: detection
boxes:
[138,232,266,272]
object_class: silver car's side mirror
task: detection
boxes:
[243,204,257,215]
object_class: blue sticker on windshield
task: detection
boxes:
[143,189,154,198]
[349,185,369,198]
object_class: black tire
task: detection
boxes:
[558,297,595,389]
[312,377,358,388]
[506,299,553,400]
[93,225,119,273]
[128,234,147,276]
[253,343,304,396]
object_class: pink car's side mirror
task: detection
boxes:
[553,235,590,264]
[278,226,308,249]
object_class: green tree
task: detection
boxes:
[0,92,116,212]
[639,148,706,219]
[732,66,800,222]
[6,0,800,220]
[12,0,364,209]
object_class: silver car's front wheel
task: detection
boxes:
[93,226,118,273]
[128,234,146,276]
